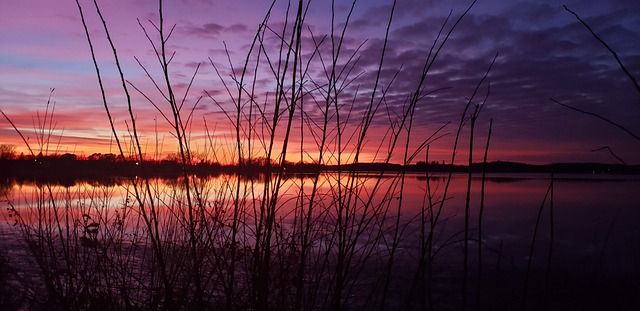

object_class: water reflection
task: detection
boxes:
[3,173,637,264]
[1,172,638,308]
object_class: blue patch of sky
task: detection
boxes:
[1,54,88,74]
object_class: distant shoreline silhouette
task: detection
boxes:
[1,154,638,183]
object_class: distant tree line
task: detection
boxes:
[1,144,638,180]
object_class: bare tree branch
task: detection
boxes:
[551,98,640,142]
[564,5,640,96]
[591,146,627,165]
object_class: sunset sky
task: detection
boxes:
[1,0,639,165]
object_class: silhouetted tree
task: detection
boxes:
[0,144,16,160]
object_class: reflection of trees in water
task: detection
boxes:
[415,175,446,182]
[2,169,639,309]
[0,175,126,190]
[0,177,11,194]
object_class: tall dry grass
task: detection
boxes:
[0,0,558,310]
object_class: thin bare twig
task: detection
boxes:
[564,5,640,95]
[551,98,640,142]
[591,146,627,165]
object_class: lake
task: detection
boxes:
[1,172,638,310]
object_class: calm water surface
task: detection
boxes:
[3,172,638,272]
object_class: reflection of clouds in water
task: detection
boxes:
[1,173,638,267]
